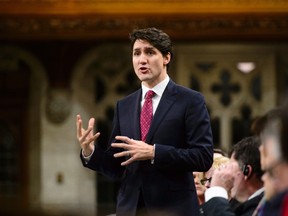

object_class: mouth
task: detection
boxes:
[139,67,149,73]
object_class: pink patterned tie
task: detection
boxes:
[140,90,155,141]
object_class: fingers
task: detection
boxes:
[114,150,132,158]
[111,137,138,152]
[76,115,99,148]
[76,115,93,136]
[112,136,136,149]
[76,115,95,138]
[211,163,235,188]
[219,163,232,171]
[112,149,134,166]
[115,151,135,166]
[112,138,153,165]
[80,129,100,144]
[111,142,131,149]
[112,138,134,164]
[88,118,95,129]
[121,157,134,166]
[79,127,92,143]
[76,115,83,138]
[112,138,134,163]
[115,136,132,143]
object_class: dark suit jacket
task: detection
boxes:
[199,192,264,216]
[261,190,288,216]
[81,80,213,216]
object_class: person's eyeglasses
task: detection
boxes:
[200,177,212,185]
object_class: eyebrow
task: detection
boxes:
[133,46,155,52]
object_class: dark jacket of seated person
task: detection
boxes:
[200,136,264,216]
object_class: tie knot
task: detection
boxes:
[145,90,155,100]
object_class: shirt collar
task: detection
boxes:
[248,187,264,200]
[141,76,170,99]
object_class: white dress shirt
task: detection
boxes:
[141,75,170,114]
[205,186,264,202]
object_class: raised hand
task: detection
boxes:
[111,136,154,166]
[210,163,235,192]
[76,114,100,157]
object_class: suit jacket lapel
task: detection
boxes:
[131,89,142,140]
[146,80,178,143]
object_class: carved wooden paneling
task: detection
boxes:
[0,14,288,40]
[0,0,288,40]
[1,0,288,15]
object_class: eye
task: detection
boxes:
[133,51,140,56]
[147,51,153,55]
[144,48,155,56]
[147,50,155,56]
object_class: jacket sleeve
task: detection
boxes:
[200,197,235,216]
[80,102,126,181]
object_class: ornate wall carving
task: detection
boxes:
[0,0,288,40]
[0,14,288,40]
[176,44,277,151]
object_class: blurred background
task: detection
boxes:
[0,0,288,215]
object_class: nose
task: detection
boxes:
[138,53,148,64]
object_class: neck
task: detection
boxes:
[143,73,168,89]
[236,178,263,202]
[274,163,288,193]
[198,195,205,205]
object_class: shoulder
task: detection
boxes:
[168,80,204,98]
[169,82,206,106]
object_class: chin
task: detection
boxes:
[137,74,149,81]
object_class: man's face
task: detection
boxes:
[229,155,246,200]
[132,39,170,88]
[259,131,281,171]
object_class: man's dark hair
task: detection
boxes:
[129,27,173,70]
[231,136,263,181]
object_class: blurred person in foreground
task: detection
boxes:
[200,136,264,216]
[252,107,288,216]
[76,27,213,216]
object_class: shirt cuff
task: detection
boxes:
[205,186,228,202]
[151,144,155,164]
[82,149,94,163]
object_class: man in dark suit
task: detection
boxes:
[77,27,213,216]
[200,136,264,216]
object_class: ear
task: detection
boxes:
[242,164,249,176]
[163,52,171,65]
[244,165,252,180]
